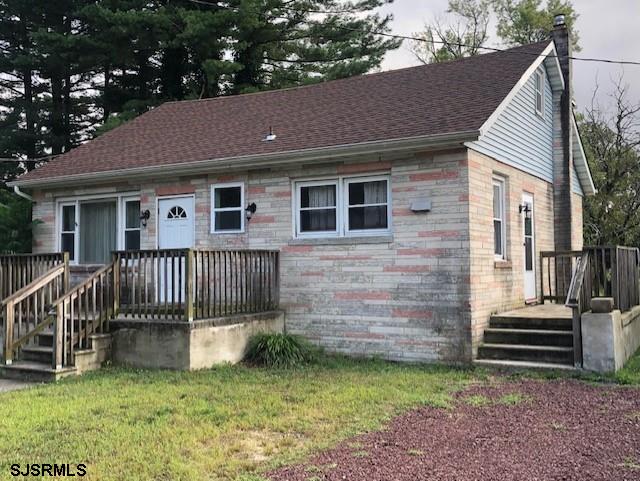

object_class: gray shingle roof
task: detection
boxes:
[19,42,550,183]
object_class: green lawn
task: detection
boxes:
[1,351,639,481]
[0,358,474,481]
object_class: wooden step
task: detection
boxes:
[21,345,53,363]
[0,361,76,382]
[483,328,573,347]
[489,315,572,330]
[477,343,573,365]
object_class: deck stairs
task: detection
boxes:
[475,305,575,370]
[1,314,108,382]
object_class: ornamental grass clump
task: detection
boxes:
[245,333,318,368]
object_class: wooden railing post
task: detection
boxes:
[611,247,619,309]
[53,303,64,369]
[4,302,14,365]
[62,252,70,293]
[112,253,121,318]
[185,249,194,322]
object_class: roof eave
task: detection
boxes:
[11,130,480,190]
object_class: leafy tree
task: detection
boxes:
[492,0,580,50]
[581,79,640,247]
[0,189,40,253]
[411,0,491,64]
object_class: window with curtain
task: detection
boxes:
[299,183,337,234]
[493,177,506,259]
[80,201,117,264]
[346,179,388,232]
[295,175,391,237]
[125,200,141,250]
[211,183,244,233]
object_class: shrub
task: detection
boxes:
[245,333,317,368]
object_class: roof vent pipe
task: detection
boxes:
[263,126,276,142]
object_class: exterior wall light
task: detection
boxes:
[245,203,257,221]
[518,204,531,218]
[140,209,151,227]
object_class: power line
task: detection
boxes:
[186,0,640,66]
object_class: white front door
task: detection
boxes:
[158,196,195,303]
[522,192,536,302]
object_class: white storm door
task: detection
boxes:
[522,192,536,302]
[158,196,195,303]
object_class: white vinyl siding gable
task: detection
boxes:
[468,64,554,183]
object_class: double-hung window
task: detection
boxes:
[211,183,244,233]
[298,181,338,235]
[493,177,506,260]
[295,175,391,238]
[534,68,545,117]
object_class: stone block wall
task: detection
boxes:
[467,149,556,354]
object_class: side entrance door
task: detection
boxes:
[157,196,195,303]
[522,192,536,302]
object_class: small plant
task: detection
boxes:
[245,333,317,368]
[407,449,425,456]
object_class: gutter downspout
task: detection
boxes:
[13,185,33,202]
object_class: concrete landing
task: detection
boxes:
[497,304,572,320]
[0,378,36,393]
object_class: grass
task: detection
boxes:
[2,348,640,481]
[0,357,473,481]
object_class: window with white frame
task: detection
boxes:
[295,175,391,238]
[493,177,506,259]
[124,199,141,250]
[58,194,140,265]
[298,180,338,235]
[60,204,77,262]
[211,183,244,233]
[534,68,544,117]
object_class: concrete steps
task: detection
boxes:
[0,361,77,382]
[476,309,575,368]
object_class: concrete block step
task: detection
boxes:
[489,316,572,331]
[0,361,76,382]
[477,343,573,365]
[474,359,576,371]
[484,328,573,347]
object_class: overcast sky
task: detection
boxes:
[378,0,640,115]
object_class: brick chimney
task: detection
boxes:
[551,14,575,251]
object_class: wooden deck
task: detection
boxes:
[497,304,572,320]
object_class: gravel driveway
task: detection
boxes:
[269,379,640,481]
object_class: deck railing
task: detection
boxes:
[52,263,115,368]
[563,245,640,367]
[113,249,280,322]
[0,253,67,302]
[3,263,69,365]
[540,250,582,303]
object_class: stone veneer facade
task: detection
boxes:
[30,146,583,363]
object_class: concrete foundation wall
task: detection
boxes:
[111,311,284,370]
[582,305,640,373]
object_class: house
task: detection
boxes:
[4,16,605,376]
